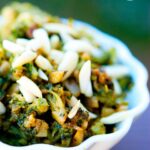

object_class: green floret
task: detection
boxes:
[118,75,133,92]
[48,121,74,147]
[90,118,106,135]
[25,63,38,80]
[27,98,49,114]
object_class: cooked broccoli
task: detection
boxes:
[48,121,74,147]
[118,75,133,92]
[90,119,106,135]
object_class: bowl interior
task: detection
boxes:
[0,19,149,150]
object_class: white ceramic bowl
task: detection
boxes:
[0,20,149,150]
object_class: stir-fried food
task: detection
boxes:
[0,3,133,147]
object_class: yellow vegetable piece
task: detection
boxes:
[49,71,64,84]
[72,128,84,146]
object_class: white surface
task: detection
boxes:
[0,19,149,150]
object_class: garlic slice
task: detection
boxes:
[58,51,78,80]
[101,65,130,79]
[38,69,48,81]
[79,60,93,97]
[33,28,51,55]
[17,76,42,98]
[19,85,35,103]
[63,40,94,53]
[12,51,37,68]
[50,49,64,64]
[68,100,80,119]
[3,40,24,54]
[44,23,76,35]
[0,101,6,115]
[101,111,130,124]
[35,55,53,71]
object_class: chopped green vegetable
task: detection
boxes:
[90,119,106,135]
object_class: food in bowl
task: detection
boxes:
[0,3,133,147]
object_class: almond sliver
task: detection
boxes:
[38,69,48,81]
[50,49,64,64]
[33,28,51,55]
[58,51,78,80]
[68,100,80,119]
[44,23,77,35]
[79,60,93,97]
[3,40,24,54]
[63,40,94,53]
[19,85,35,103]
[35,55,53,71]
[101,65,130,79]
[70,96,97,119]
[12,51,37,68]
[17,76,42,98]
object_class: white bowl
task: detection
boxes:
[0,20,149,150]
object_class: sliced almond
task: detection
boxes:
[69,96,97,119]
[63,40,94,53]
[3,40,24,54]
[58,51,79,80]
[19,85,35,103]
[44,23,77,35]
[0,101,6,115]
[112,79,122,94]
[101,65,130,79]
[60,32,73,43]
[68,100,80,119]
[38,69,48,81]
[17,76,42,98]
[35,55,53,71]
[26,39,42,51]
[79,60,93,97]
[50,49,64,64]
[50,35,60,49]
[12,51,37,68]
[33,28,51,55]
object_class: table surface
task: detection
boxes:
[0,0,150,149]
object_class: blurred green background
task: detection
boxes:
[0,0,149,72]
[0,0,149,149]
